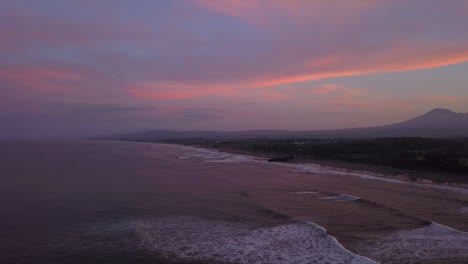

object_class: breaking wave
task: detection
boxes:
[354,222,468,263]
[131,216,376,264]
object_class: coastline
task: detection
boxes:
[77,140,468,264]
[175,142,468,188]
[168,141,468,264]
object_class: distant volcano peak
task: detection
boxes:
[114,107,468,140]
[426,108,456,115]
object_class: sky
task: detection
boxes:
[1,0,468,138]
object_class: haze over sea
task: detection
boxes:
[2,140,468,264]
[2,1,468,263]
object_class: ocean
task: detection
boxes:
[1,140,468,264]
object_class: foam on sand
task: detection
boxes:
[206,155,255,163]
[292,190,360,201]
[131,216,376,264]
[293,190,319,195]
[320,193,361,202]
[178,146,264,164]
[179,145,468,195]
[354,222,468,263]
[293,163,468,195]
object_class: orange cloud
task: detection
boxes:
[128,40,468,102]
[128,43,468,100]
[189,0,468,97]
[229,83,364,105]
[4,1,465,102]
[251,47,468,89]
[125,37,468,102]
[128,45,468,100]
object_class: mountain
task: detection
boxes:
[109,108,468,140]
[315,108,468,138]
[377,108,468,137]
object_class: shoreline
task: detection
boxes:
[176,143,468,188]
[108,138,468,184]
[169,141,468,264]
[78,140,468,263]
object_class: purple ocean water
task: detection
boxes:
[1,140,468,264]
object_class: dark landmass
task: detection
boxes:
[104,108,468,140]
[104,108,468,182]
[268,155,296,162]
[121,137,468,183]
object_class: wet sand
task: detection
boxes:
[174,144,468,263]
[193,144,468,184]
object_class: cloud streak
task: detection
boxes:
[47,102,157,113]
[1,1,467,100]
[1,0,467,137]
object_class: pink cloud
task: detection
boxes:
[194,0,375,26]
[249,45,468,89]
[2,0,468,102]
[0,66,84,92]
[128,82,240,100]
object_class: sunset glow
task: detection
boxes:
[1,0,468,138]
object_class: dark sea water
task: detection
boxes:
[1,140,468,264]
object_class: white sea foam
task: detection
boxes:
[294,191,319,195]
[131,216,376,264]
[320,193,361,202]
[179,146,262,164]
[355,222,468,263]
[292,163,468,195]
[206,156,256,163]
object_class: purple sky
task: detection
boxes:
[1,0,468,138]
